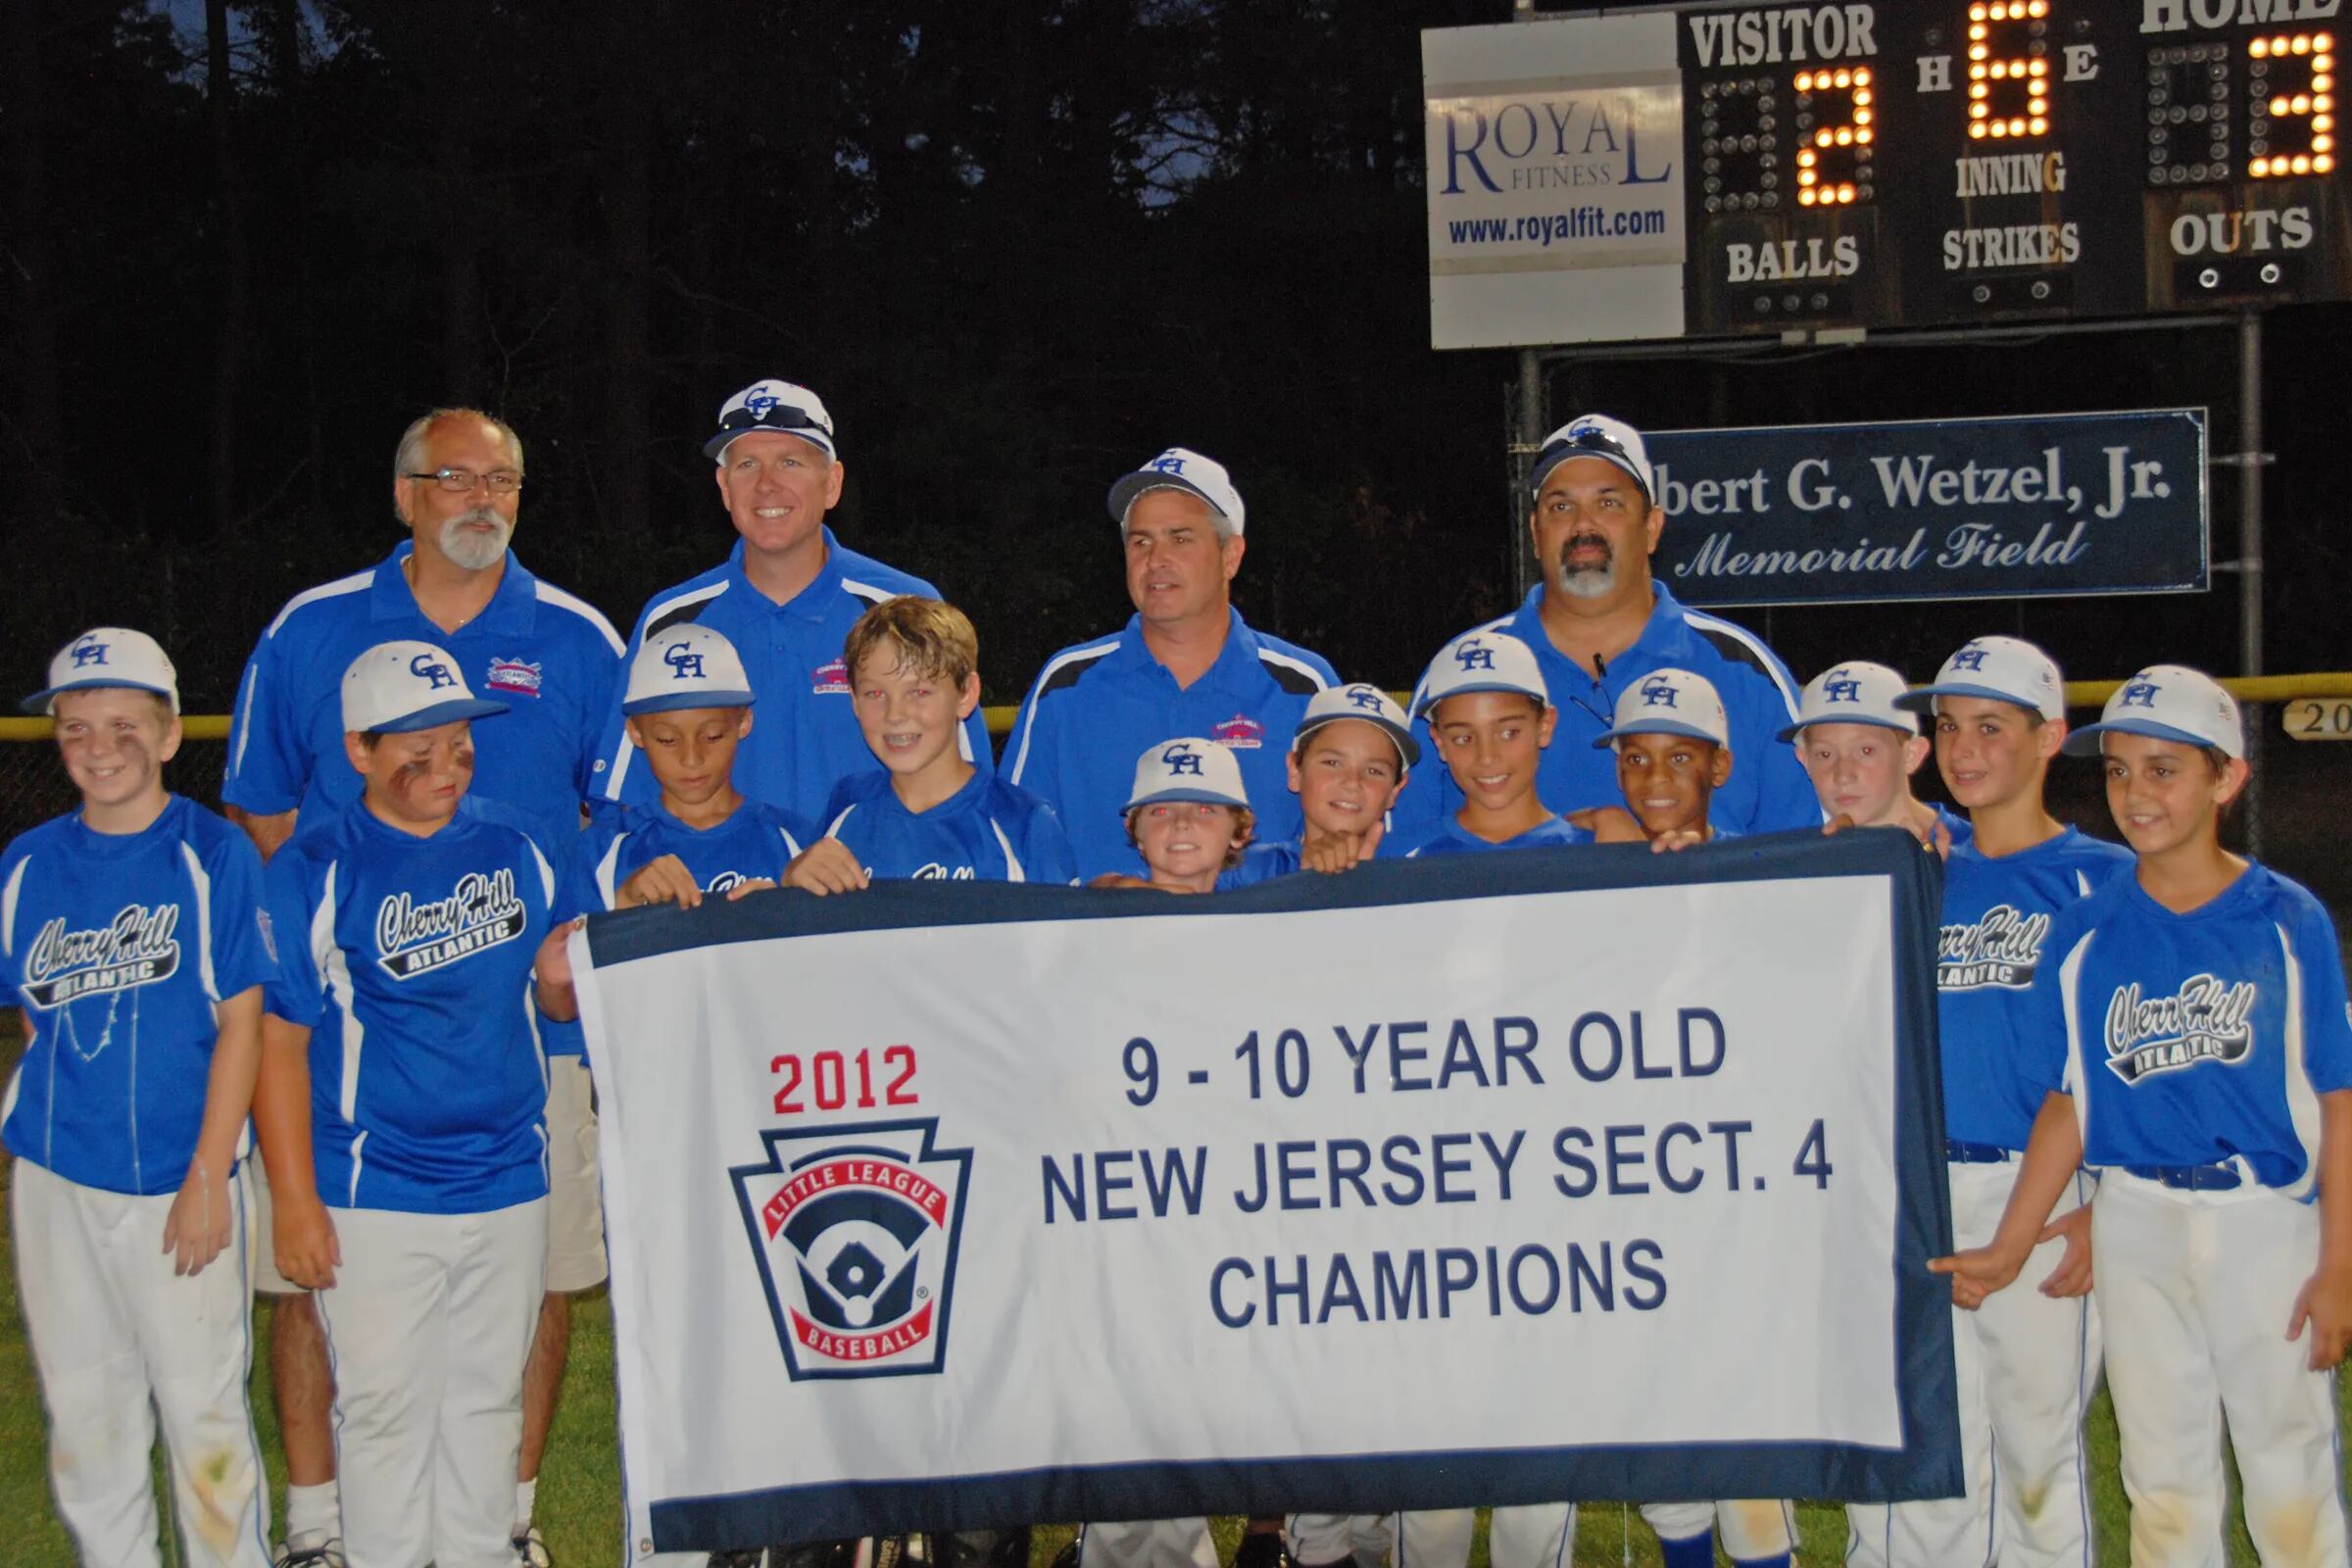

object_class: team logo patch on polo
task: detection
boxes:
[1212,714,1264,750]
[486,658,544,697]
[374,868,529,979]
[2104,974,2258,1083]
[20,906,181,1007]
[811,658,851,696]
[732,1118,971,1380]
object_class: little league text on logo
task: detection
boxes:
[374,868,527,979]
[485,658,543,697]
[731,1120,972,1380]
[1213,715,1265,750]
[2105,974,2259,1084]
[20,905,181,1007]
[1938,905,2051,990]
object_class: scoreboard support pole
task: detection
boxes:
[2235,308,2267,859]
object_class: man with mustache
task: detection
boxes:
[1394,414,1816,841]
[223,407,622,1567]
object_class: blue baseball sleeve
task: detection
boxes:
[2296,898,2352,1094]
[221,629,312,815]
[204,825,277,1000]
[260,851,327,1029]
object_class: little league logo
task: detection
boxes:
[811,658,851,696]
[1212,714,1265,750]
[485,657,544,697]
[732,1118,972,1380]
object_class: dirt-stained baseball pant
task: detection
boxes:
[2093,1172,2347,1568]
[12,1158,272,1568]
[1847,1162,2102,1568]
[1640,1499,1794,1561]
[313,1199,547,1568]
[1079,1519,1217,1568]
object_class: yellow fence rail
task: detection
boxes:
[4,673,2350,746]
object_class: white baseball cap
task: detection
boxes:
[705,379,837,464]
[22,627,181,715]
[1416,631,1549,718]
[1124,738,1250,812]
[1778,661,1919,743]
[1528,414,1655,504]
[1106,448,1247,536]
[624,624,756,715]
[1894,636,2065,724]
[1596,667,1731,749]
[342,640,508,735]
[2064,664,2245,760]
[1295,683,1419,768]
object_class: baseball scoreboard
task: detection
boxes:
[1424,0,2351,346]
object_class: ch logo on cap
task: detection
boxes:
[2120,677,2161,709]
[746,388,781,416]
[1453,641,1496,672]
[1347,686,1385,710]
[1824,670,1862,705]
[664,643,708,681]
[1640,675,1680,709]
[1950,645,1990,672]
[410,654,457,691]
[69,636,111,668]
[1160,744,1204,776]
[1148,453,1188,476]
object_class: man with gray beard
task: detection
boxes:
[224,406,621,1567]
[1392,413,1817,844]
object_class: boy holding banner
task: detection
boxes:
[1219,683,1417,886]
[1850,637,2126,1568]
[1403,631,1589,859]
[587,623,810,909]
[1781,661,1966,852]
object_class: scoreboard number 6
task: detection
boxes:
[1969,0,2055,140]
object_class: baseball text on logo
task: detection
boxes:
[374,867,528,979]
[1938,904,2050,990]
[2104,973,2258,1083]
[21,905,181,1007]
[485,658,544,697]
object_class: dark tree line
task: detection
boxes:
[4,0,2346,720]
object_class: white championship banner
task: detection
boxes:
[574,830,1958,1554]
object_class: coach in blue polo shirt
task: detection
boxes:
[589,378,993,824]
[1004,448,1338,879]
[1394,414,1816,841]
[220,406,620,1565]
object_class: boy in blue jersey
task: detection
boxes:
[591,380,993,826]
[788,597,1076,892]
[2,628,275,1568]
[1598,667,1740,848]
[1856,636,2126,1568]
[587,624,811,910]
[1220,683,1416,887]
[1781,661,1966,852]
[1936,666,2352,1568]
[1405,630,1592,859]
[252,641,594,1568]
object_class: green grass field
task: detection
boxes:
[0,1043,2330,1567]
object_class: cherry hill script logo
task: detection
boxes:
[730,1120,972,1380]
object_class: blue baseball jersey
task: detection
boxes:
[263,797,597,1215]
[1004,609,1338,879]
[591,532,993,824]
[225,543,624,833]
[821,770,1077,884]
[585,802,812,908]
[1935,804,1974,850]
[2021,862,2352,1194]
[1397,581,1816,840]
[1937,827,2133,1150]
[1406,814,1593,858]
[0,798,274,1196]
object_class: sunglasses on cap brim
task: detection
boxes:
[717,405,831,439]
[1535,429,1648,498]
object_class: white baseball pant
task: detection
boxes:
[1391,1504,1574,1568]
[1847,1162,2102,1568]
[1079,1519,1217,1568]
[313,1199,547,1568]
[11,1157,272,1568]
[2093,1172,2348,1568]
[1286,1512,1393,1567]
